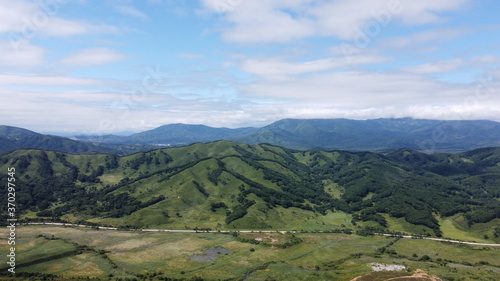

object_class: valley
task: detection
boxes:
[1,140,499,280]
[3,0,499,279]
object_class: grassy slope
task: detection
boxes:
[1,141,499,240]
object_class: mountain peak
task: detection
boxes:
[0,125,40,136]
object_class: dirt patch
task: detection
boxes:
[239,232,285,245]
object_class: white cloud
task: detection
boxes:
[241,55,390,77]
[307,0,395,40]
[0,74,104,87]
[401,59,463,74]
[382,28,467,50]
[202,0,470,43]
[1,0,496,134]
[1,68,498,133]
[220,0,314,43]
[201,0,246,12]
[0,0,37,33]
[61,48,127,66]
[239,70,483,108]
[398,56,500,76]
[0,41,46,68]
[397,0,469,25]
[42,18,120,37]
[0,0,119,37]
[470,55,500,66]
[115,6,149,20]
[0,87,251,133]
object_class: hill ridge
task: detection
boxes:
[1,141,499,241]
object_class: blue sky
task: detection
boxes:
[0,0,499,134]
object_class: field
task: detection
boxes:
[1,226,500,280]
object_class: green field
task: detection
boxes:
[1,226,499,280]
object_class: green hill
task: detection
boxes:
[0,125,160,155]
[1,141,499,239]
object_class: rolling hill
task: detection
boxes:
[1,141,499,240]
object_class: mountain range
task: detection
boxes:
[72,118,500,153]
[3,118,500,155]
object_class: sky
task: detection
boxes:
[0,0,499,135]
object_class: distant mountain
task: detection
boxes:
[239,118,500,152]
[7,118,500,154]
[71,134,130,145]
[74,118,500,153]
[128,123,257,145]
[0,126,39,136]
[0,125,159,155]
[74,124,257,146]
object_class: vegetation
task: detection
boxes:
[1,141,499,238]
[0,140,499,280]
[1,226,499,280]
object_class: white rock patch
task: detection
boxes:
[370,263,406,272]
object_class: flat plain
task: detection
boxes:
[1,225,499,280]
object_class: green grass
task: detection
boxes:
[348,271,412,281]
[389,239,500,267]
[19,253,123,279]
[15,238,77,265]
[1,226,500,280]
[384,215,434,236]
[323,180,344,199]
[436,215,500,244]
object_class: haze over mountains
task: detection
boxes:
[74,118,500,152]
[3,118,500,155]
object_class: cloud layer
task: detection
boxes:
[202,0,469,42]
[0,0,499,134]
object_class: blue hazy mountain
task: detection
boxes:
[75,118,500,153]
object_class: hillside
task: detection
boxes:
[1,141,499,240]
[73,118,500,153]
[0,125,160,155]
